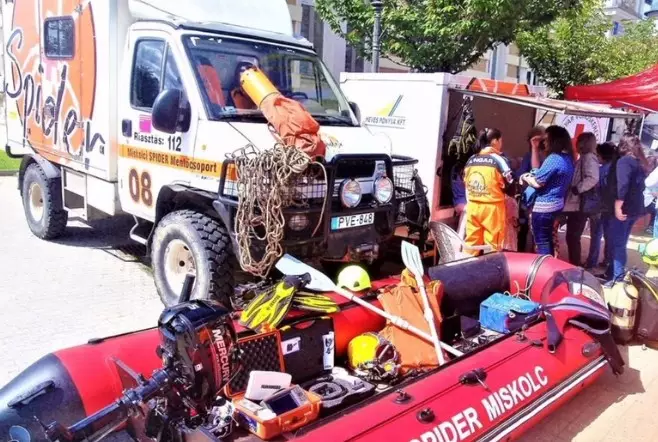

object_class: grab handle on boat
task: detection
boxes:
[7,380,55,408]
[459,368,490,391]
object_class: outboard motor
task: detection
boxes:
[0,300,238,441]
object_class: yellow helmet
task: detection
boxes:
[347,332,400,382]
[337,265,371,291]
[639,239,658,266]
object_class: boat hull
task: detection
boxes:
[0,253,610,441]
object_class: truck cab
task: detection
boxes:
[3,0,421,306]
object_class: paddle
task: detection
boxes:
[275,254,463,357]
[401,241,446,365]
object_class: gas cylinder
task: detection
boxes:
[603,274,639,344]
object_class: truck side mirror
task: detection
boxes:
[349,101,361,122]
[152,89,191,134]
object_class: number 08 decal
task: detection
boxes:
[128,169,153,207]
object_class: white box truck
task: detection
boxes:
[2,0,421,306]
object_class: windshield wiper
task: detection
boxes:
[216,112,267,122]
[312,114,355,126]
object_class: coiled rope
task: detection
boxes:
[230,140,327,277]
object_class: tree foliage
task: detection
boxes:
[605,18,658,81]
[517,0,658,97]
[315,0,583,73]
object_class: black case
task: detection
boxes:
[227,330,284,397]
[279,317,334,384]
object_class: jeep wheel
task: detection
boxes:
[21,163,68,240]
[151,210,235,308]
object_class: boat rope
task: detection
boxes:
[230,133,327,277]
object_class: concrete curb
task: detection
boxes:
[0,171,18,177]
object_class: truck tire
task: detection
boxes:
[151,210,235,308]
[21,163,68,240]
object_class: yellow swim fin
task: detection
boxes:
[292,292,340,314]
[239,274,311,331]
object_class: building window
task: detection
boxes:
[508,43,520,57]
[507,64,520,80]
[344,24,365,72]
[44,17,75,59]
[301,4,324,57]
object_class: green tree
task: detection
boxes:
[518,1,658,97]
[315,0,583,73]
[604,18,658,81]
[516,0,610,97]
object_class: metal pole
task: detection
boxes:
[371,0,383,72]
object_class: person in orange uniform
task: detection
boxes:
[463,128,514,253]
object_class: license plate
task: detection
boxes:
[331,213,375,230]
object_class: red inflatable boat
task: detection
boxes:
[0,253,622,442]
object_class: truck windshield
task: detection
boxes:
[184,35,355,126]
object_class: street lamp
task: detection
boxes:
[370,0,383,72]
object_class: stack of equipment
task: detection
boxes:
[233,385,322,440]
[304,370,375,416]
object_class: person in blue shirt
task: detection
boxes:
[605,134,649,280]
[520,125,575,256]
[585,141,618,270]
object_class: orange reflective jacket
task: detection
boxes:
[464,147,512,204]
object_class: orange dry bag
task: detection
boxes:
[239,66,326,158]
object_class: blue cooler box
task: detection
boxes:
[479,293,540,333]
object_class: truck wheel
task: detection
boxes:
[151,210,235,308]
[21,163,68,240]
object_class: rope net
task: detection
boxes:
[230,142,327,277]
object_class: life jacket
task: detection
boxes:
[464,147,513,204]
[542,274,624,375]
[378,270,445,374]
[231,88,257,110]
[196,56,226,107]
[508,269,625,375]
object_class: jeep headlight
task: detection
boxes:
[340,179,362,208]
[373,177,394,204]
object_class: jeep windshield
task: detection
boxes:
[184,35,356,126]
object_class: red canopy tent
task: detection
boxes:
[565,64,658,113]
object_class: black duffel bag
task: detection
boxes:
[629,271,658,345]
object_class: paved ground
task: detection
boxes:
[2,174,658,440]
[0,176,163,385]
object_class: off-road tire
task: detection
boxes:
[21,163,68,240]
[151,210,235,308]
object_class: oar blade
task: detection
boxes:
[401,240,424,278]
[275,254,335,292]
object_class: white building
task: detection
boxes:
[604,0,648,35]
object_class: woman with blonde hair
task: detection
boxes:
[562,132,600,265]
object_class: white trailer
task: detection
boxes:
[341,73,639,223]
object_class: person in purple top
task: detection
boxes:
[605,134,649,280]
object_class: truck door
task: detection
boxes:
[118,31,198,221]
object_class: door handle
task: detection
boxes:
[122,119,132,137]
